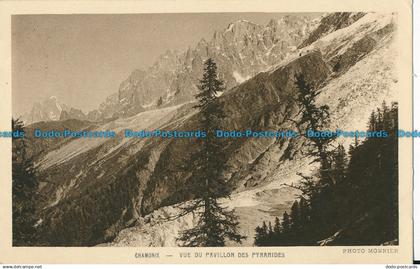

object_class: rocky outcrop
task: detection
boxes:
[298,12,366,48]
[21,96,69,125]
[60,108,88,121]
[22,96,93,125]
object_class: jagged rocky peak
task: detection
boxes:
[21,95,96,124]
[96,15,321,118]
[123,69,145,85]
[42,96,63,117]
[24,15,322,124]
[152,49,182,72]
[223,19,263,37]
[21,96,68,125]
[212,16,314,49]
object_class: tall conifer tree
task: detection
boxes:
[12,118,39,246]
[177,58,245,247]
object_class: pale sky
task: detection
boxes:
[12,13,317,117]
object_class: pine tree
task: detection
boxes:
[293,74,337,239]
[382,101,391,131]
[294,74,335,185]
[268,221,273,234]
[254,225,266,246]
[12,118,39,246]
[280,212,292,245]
[290,200,301,231]
[299,198,309,225]
[376,107,383,131]
[273,217,281,234]
[348,136,359,157]
[332,145,347,184]
[177,58,245,247]
[368,111,376,132]
[281,212,291,232]
[261,221,268,234]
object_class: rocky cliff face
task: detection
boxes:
[23,15,319,124]
[21,96,68,125]
[105,15,319,113]
[21,96,94,125]
[28,12,397,246]
[59,108,88,121]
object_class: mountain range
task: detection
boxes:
[21,12,398,246]
[22,15,321,124]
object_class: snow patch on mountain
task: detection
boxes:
[317,30,397,147]
[38,104,184,170]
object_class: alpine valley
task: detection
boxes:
[21,12,398,246]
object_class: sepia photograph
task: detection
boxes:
[0,0,414,265]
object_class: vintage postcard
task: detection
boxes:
[0,0,413,264]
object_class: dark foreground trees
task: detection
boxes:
[12,118,39,246]
[176,58,245,246]
[254,74,398,246]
